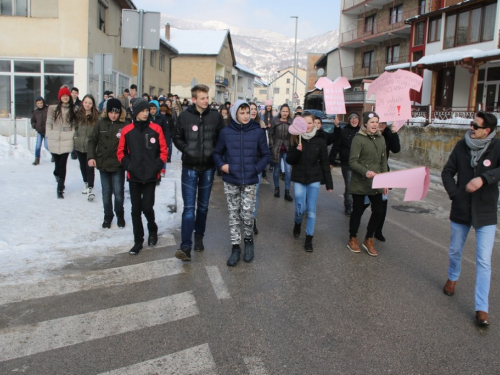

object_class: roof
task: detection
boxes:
[385,62,411,71]
[315,47,339,67]
[416,48,500,67]
[164,29,230,55]
[159,37,178,54]
[269,70,306,86]
[235,63,259,77]
[117,0,136,10]
[254,77,269,86]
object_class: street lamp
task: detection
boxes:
[291,16,298,108]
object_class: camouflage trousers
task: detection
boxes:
[223,182,256,244]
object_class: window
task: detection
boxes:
[286,88,290,94]
[98,1,106,33]
[428,16,441,42]
[118,74,130,97]
[414,21,425,46]
[0,0,28,16]
[364,15,375,33]
[362,51,374,75]
[247,78,252,89]
[418,0,426,15]
[273,87,280,94]
[158,88,163,96]
[286,78,290,83]
[389,5,403,24]
[150,51,156,68]
[259,89,267,95]
[159,54,165,72]
[149,86,155,95]
[444,4,497,48]
[387,45,400,64]
[413,51,423,62]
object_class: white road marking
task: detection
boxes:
[0,291,199,362]
[244,357,268,375]
[0,258,186,305]
[205,266,231,299]
[98,343,218,375]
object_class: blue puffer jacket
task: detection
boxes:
[213,119,270,185]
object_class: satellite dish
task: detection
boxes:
[316,68,325,77]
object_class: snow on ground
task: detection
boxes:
[0,135,183,286]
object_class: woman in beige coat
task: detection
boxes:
[46,87,77,199]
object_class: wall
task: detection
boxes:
[171,56,216,100]
[142,45,173,97]
[306,53,324,91]
[326,50,341,81]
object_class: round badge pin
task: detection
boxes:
[483,159,491,167]
[150,138,156,144]
[192,125,198,131]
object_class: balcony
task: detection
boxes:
[342,57,409,80]
[342,0,397,14]
[344,91,376,103]
[215,75,229,86]
[340,6,418,48]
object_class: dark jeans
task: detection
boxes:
[361,197,389,234]
[76,151,95,188]
[100,170,125,218]
[349,193,384,239]
[180,167,215,249]
[52,153,69,191]
[341,164,353,209]
[129,181,158,244]
[167,137,173,162]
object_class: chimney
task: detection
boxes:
[165,23,170,41]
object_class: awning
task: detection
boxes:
[415,49,500,68]
[385,62,411,71]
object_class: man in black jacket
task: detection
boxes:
[441,111,500,327]
[173,84,224,261]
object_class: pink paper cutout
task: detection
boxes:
[315,77,351,115]
[367,70,423,124]
[393,120,406,132]
[372,166,430,201]
[289,116,308,135]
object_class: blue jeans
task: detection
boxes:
[253,173,262,218]
[181,167,215,249]
[35,133,48,158]
[448,221,496,312]
[273,152,291,190]
[99,170,125,218]
[294,182,320,236]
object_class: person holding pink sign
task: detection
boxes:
[347,112,388,257]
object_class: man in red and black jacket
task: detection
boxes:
[117,97,168,255]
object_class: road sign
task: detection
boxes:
[294,92,299,99]
[93,54,113,76]
[121,10,160,50]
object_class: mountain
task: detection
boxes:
[160,15,339,79]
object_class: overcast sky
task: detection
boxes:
[132,0,341,39]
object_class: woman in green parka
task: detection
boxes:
[347,111,388,257]
[74,94,100,202]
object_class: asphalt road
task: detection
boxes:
[0,166,499,374]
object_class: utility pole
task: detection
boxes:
[291,16,298,108]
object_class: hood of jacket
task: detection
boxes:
[227,118,260,132]
[35,96,47,110]
[149,100,160,119]
[187,104,211,117]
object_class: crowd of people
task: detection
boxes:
[29,81,500,327]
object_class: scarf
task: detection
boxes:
[301,126,317,140]
[464,129,495,168]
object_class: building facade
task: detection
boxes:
[267,67,307,108]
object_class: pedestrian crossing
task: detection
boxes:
[0,252,269,373]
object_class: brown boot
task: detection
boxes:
[443,279,456,296]
[347,237,361,253]
[362,238,378,257]
[476,311,490,327]
[32,157,40,165]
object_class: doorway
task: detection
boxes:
[435,67,455,109]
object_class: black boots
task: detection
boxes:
[284,190,293,202]
[274,187,280,198]
[117,212,125,228]
[227,245,241,267]
[304,235,313,252]
[262,170,267,179]
[253,218,258,235]
[102,216,113,229]
[129,243,143,255]
[244,238,254,263]
[148,232,158,247]
[32,157,40,165]
[293,222,301,238]
[194,234,204,251]
[57,190,64,199]
[175,248,192,261]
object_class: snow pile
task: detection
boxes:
[430,117,471,128]
[408,117,426,126]
[0,135,184,285]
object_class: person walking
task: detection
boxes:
[346,112,388,257]
[160,103,175,163]
[149,99,169,176]
[117,98,168,255]
[213,100,270,266]
[441,112,500,327]
[74,94,99,202]
[287,114,333,251]
[173,84,224,261]
[46,87,77,199]
[330,112,361,216]
[31,96,49,165]
[87,98,127,229]
[268,104,293,201]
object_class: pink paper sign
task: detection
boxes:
[367,70,423,126]
[315,77,351,115]
[372,166,430,201]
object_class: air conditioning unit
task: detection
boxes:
[353,87,362,92]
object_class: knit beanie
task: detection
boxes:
[131,97,149,115]
[363,111,379,125]
[58,87,71,101]
[106,98,122,113]
[348,112,360,120]
[264,99,273,106]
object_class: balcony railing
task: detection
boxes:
[340,6,418,45]
[215,75,229,86]
[342,0,366,10]
[409,106,500,125]
[342,57,409,79]
[344,91,376,103]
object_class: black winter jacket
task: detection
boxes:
[381,127,401,171]
[329,124,360,165]
[442,138,500,228]
[87,113,126,173]
[173,105,224,171]
[268,117,292,164]
[286,135,333,190]
[117,120,168,183]
[31,105,49,135]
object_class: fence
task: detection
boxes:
[409,106,500,125]
[0,118,37,150]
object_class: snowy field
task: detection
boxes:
[0,135,182,286]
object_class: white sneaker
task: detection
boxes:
[88,187,95,202]
[82,183,89,194]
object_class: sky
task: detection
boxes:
[132,0,342,39]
